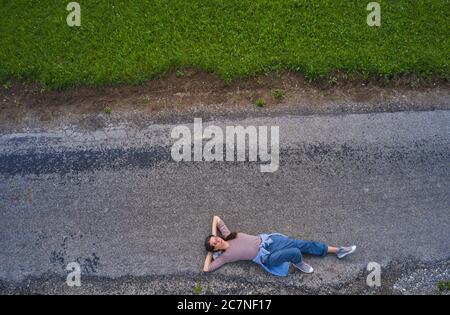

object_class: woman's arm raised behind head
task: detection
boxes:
[203,216,223,273]
[216,217,231,239]
[203,251,213,272]
[212,215,220,236]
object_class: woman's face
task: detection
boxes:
[209,236,225,250]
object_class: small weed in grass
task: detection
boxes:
[194,283,202,295]
[142,95,150,103]
[2,81,12,90]
[103,106,112,114]
[328,76,338,86]
[437,280,450,293]
[255,98,266,108]
[194,275,203,295]
[176,70,186,78]
[273,89,285,101]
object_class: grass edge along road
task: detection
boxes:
[0,0,448,90]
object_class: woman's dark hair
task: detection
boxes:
[204,232,238,252]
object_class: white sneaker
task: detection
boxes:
[293,262,314,274]
[336,245,357,259]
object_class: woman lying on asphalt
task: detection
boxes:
[203,216,356,276]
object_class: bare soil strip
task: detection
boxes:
[1,71,448,132]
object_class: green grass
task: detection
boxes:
[256,97,266,107]
[437,280,450,293]
[0,0,448,90]
[193,275,203,294]
[2,81,12,90]
[273,89,285,100]
[175,69,186,78]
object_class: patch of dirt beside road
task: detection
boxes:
[1,71,449,133]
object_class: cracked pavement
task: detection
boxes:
[0,109,449,294]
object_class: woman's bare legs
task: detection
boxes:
[327,246,338,254]
[328,245,357,258]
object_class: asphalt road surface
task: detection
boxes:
[0,110,449,294]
